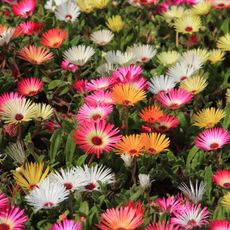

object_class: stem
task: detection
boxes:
[176,32,179,48]
[187,34,191,50]
[16,124,22,144]
[125,106,129,135]
[88,154,95,166]
[131,156,137,185]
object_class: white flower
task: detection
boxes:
[120,154,133,167]
[0,28,15,46]
[35,103,53,121]
[105,50,136,65]
[96,62,116,75]
[167,53,203,82]
[178,180,206,204]
[138,173,151,190]
[44,0,68,12]
[55,1,80,23]
[5,142,26,165]
[183,49,210,62]
[149,75,176,94]
[63,45,95,66]
[90,29,114,46]
[25,178,69,211]
[73,164,114,191]
[128,44,157,63]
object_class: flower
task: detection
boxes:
[210,0,230,9]
[96,63,115,76]
[18,77,43,96]
[86,77,114,92]
[106,15,124,33]
[142,132,170,155]
[217,33,230,52]
[116,134,145,156]
[155,88,193,109]
[212,169,230,189]
[11,0,36,18]
[73,79,88,93]
[73,164,114,191]
[44,0,68,11]
[77,104,113,122]
[111,84,146,105]
[105,50,135,66]
[174,15,202,34]
[139,106,164,123]
[97,206,143,230]
[13,162,50,190]
[163,6,185,25]
[55,1,80,22]
[152,114,179,132]
[90,29,114,46]
[192,108,226,128]
[25,178,69,211]
[74,120,121,158]
[191,1,211,15]
[120,154,133,167]
[0,26,16,46]
[221,192,230,210]
[39,28,67,48]
[0,206,27,229]
[91,0,110,9]
[61,60,78,72]
[171,203,209,229]
[50,219,82,230]
[155,196,180,214]
[63,45,95,66]
[0,92,23,108]
[75,0,93,13]
[138,174,152,190]
[35,103,54,120]
[178,180,206,204]
[18,21,44,36]
[208,49,225,64]
[18,45,54,65]
[209,220,230,230]
[227,89,230,104]
[149,75,176,94]
[194,128,230,151]
[157,51,181,66]
[5,142,26,165]
[145,221,179,230]
[183,49,210,62]
[0,193,8,210]
[84,91,114,106]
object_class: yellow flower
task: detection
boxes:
[222,192,230,211]
[106,15,124,33]
[13,162,49,190]
[157,51,181,66]
[35,103,54,120]
[226,89,230,104]
[163,6,185,26]
[174,15,202,34]
[191,1,211,15]
[217,33,230,52]
[180,73,208,95]
[75,0,94,13]
[91,0,110,9]
[208,49,225,64]
[192,107,226,128]
[184,49,210,62]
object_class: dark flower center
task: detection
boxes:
[223,183,230,188]
[84,182,96,190]
[141,57,148,62]
[64,183,73,190]
[91,136,103,146]
[28,90,37,96]
[30,184,39,190]
[43,202,54,208]
[123,99,131,105]
[129,149,138,155]
[92,114,102,120]
[187,219,197,227]
[65,14,73,20]
[158,125,168,131]
[148,148,156,154]
[210,143,219,149]
[15,113,24,121]
[217,3,225,7]
[0,223,10,230]
[180,76,188,81]
[185,26,193,32]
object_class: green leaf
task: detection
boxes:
[220,18,230,33]
[186,146,199,172]
[79,201,89,216]
[48,80,64,90]
[76,154,87,166]
[203,165,213,202]
[65,131,76,166]
[49,129,62,163]
[222,106,230,129]
[213,199,227,220]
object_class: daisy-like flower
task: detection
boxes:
[227,89,230,104]
[13,162,50,190]
[120,154,133,167]
[74,164,114,191]
[116,134,145,156]
[91,0,110,9]
[157,51,181,66]
[171,203,209,229]
[105,50,135,66]
[73,79,88,93]
[11,0,36,18]
[77,104,113,122]
[111,83,146,106]
[145,221,179,230]
[192,107,226,129]
[55,1,80,22]
[25,178,69,211]
[75,0,93,13]
[191,1,211,15]
[39,28,67,48]
[0,26,16,46]
[0,97,38,124]
[138,174,152,191]
[97,206,143,230]
[210,0,230,9]
[96,63,115,76]
[18,77,43,96]
[128,44,157,63]
[90,29,114,46]
[178,180,206,204]
[174,15,202,34]
[0,193,8,210]
[152,114,179,132]
[212,169,230,189]
[61,60,78,72]
[74,120,121,158]
[84,91,114,106]
[139,106,164,124]
[50,219,82,230]
[0,206,28,229]
[194,128,230,151]
[155,196,180,214]
[44,0,68,11]
[149,75,176,94]
[209,220,230,230]
[5,142,26,165]
[18,45,54,65]
[35,103,54,120]
[163,6,185,25]
[63,45,95,66]
[106,15,124,33]
[208,49,225,64]
[217,34,230,52]
[86,77,114,92]
[180,73,208,95]
[142,132,170,155]
[17,21,44,36]
[183,49,210,63]
[155,88,193,109]
[221,192,230,210]
[0,92,23,108]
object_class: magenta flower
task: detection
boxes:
[209,220,230,230]
[155,196,181,214]
[50,219,81,230]
[11,0,36,18]
[86,77,115,92]
[144,220,179,230]
[0,193,8,211]
[212,169,230,189]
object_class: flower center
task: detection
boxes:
[15,113,24,121]
[65,14,73,20]
[28,90,37,96]
[180,76,188,81]
[185,26,193,32]
[129,149,138,155]
[91,136,103,146]
[30,184,39,190]
[210,142,219,149]
[84,182,96,190]
[148,148,156,154]
[169,103,180,109]
[187,219,197,227]
[217,3,225,7]
[223,183,230,188]
[92,114,102,120]
[158,125,168,131]
[64,183,73,190]
[116,228,127,230]
[0,223,10,230]
[43,202,54,208]
[123,99,131,105]
[141,57,148,62]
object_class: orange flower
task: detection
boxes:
[115,134,145,156]
[142,132,170,154]
[139,106,164,123]
[111,83,146,106]
[39,28,67,48]
[18,45,54,65]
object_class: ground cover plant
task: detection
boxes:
[0,0,229,229]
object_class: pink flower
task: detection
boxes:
[0,193,9,211]
[3,123,18,137]
[86,77,115,92]
[84,91,115,106]
[209,220,230,230]
[73,79,88,94]
[11,0,36,18]
[18,77,43,96]
[212,169,230,189]
[155,196,181,214]
[17,21,43,36]
[155,2,169,13]
[44,120,61,132]
[144,220,179,230]
[61,60,78,72]
[152,114,179,132]
[50,219,81,230]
